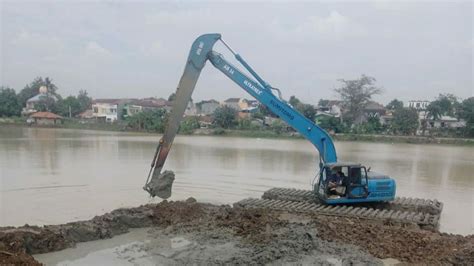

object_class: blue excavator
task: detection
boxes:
[144,34,442,227]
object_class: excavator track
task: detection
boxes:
[262,188,443,215]
[234,197,440,229]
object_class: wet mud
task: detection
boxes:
[1,199,472,265]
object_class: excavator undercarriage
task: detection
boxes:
[235,187,443,229]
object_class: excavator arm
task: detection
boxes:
[143,34,220,198]
[144,33,337,198]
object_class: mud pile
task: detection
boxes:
[1,199,473,265]
[0,250,41,265]
[314,215,474,264]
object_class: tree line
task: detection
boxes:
[0,77,92,118]
[1,76,472,138]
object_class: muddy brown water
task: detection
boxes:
[1,127,473,235]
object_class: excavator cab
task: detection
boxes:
[315,163,395,204]
[316,163,369,204]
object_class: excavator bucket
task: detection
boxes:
[144,170,175,199]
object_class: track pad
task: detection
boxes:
[145,170,175,199]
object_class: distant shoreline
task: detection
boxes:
[1,119,473,146]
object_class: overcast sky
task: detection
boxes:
[1,1,472,104]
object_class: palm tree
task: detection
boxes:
[44,77,61,100]
[426,102,442,121]
[421,102,442,135]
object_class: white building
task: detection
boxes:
[316,100,343,118]
[184,101,197,116]
[196,99,220,115]
[428,115,466,129]
[222,98,241,110]
[92,100,119,122]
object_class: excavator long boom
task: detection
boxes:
[144,33,337,198]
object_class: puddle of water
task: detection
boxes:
[34,228,152,265]
[34,227,246,265]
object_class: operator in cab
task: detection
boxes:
[327,170,345,197]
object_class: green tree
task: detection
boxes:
[426,102,442,121]
[44,77,61,99]
[179,116,200,134]
[237,117,252,130]
[251,110,264,120]
[77,90,92,113]
[256,103,276,118]
[386,99,404,110]
[54,96,82,117]
[316,115,345,133]
[288,95,317,121]
[391,108,419,135]
[334,75,382,125]
[298,103,316,121]
[353,116,383,134]
[34,95,56,112]
[458,97,474,137]
[421,102,441,136]
[213,106,237,129]
[126,109,167,132]
[426,94,459,120]
[0,87,22,117]
[289,95,301,107]
[168,92,176,102]
[17,77,44,106]
[422,94,460,135]
[436,93,458,116]
[270,119,286,134]
[318,99,330,107]
[17,77,61,107]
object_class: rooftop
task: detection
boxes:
[92,99,124,104]
[364,101,385,111]
[130,98,171,108]
[30,112,63,119]
[27,93,57,102]
[224,97,241,103]
[197,99,219,104]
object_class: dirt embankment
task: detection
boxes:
[1,199,473,265]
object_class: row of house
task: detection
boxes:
[84,98,174,122]
[196,98,258,116]
[315,99,465,131]
[85,97,260,122]
[21,86,466,133]
[77,95,468,131]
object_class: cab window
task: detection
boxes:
[321,168,327,182]
[349,167,362,184]
[340,167,349,178]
